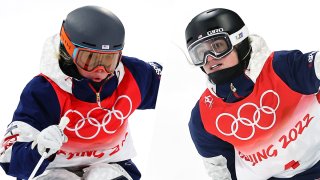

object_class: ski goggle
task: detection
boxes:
[60,26,121,73]
[187,26,249,66]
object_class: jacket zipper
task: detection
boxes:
[88,81,106,108]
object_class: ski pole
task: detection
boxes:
[28,117,70,180]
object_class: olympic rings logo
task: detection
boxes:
[63,95,132,139]
[216,90,280,140]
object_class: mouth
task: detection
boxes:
[210,64,222,70]
[92,77,103,82]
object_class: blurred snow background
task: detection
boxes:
[0,0,319,179]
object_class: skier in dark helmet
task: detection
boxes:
[186,8,320,179]
[0,6,162,180]
[186,8,251,85]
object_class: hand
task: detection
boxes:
[31,125,67,157]
[203,155,232,180]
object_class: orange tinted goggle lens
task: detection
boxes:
[75,50,121,72]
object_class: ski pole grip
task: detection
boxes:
[58,116,70,130]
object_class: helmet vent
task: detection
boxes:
[82,41,96,47]
[206,9,216,14]
[113,44,122,48]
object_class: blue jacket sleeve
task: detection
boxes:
[188,101,237,179]
[273,50,320,94]
[121,56,162,109]
[0,76,61,179]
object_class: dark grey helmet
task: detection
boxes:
[63,6,125,51]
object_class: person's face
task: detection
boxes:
[76,65,111,82]
[202,49,239,74]
[73,51,121,82]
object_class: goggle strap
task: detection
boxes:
[229,26,249,46]
[171,41,195,66]
[60,26,76,58]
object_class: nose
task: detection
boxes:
[92,66,107,73]
[206,55,217,63]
